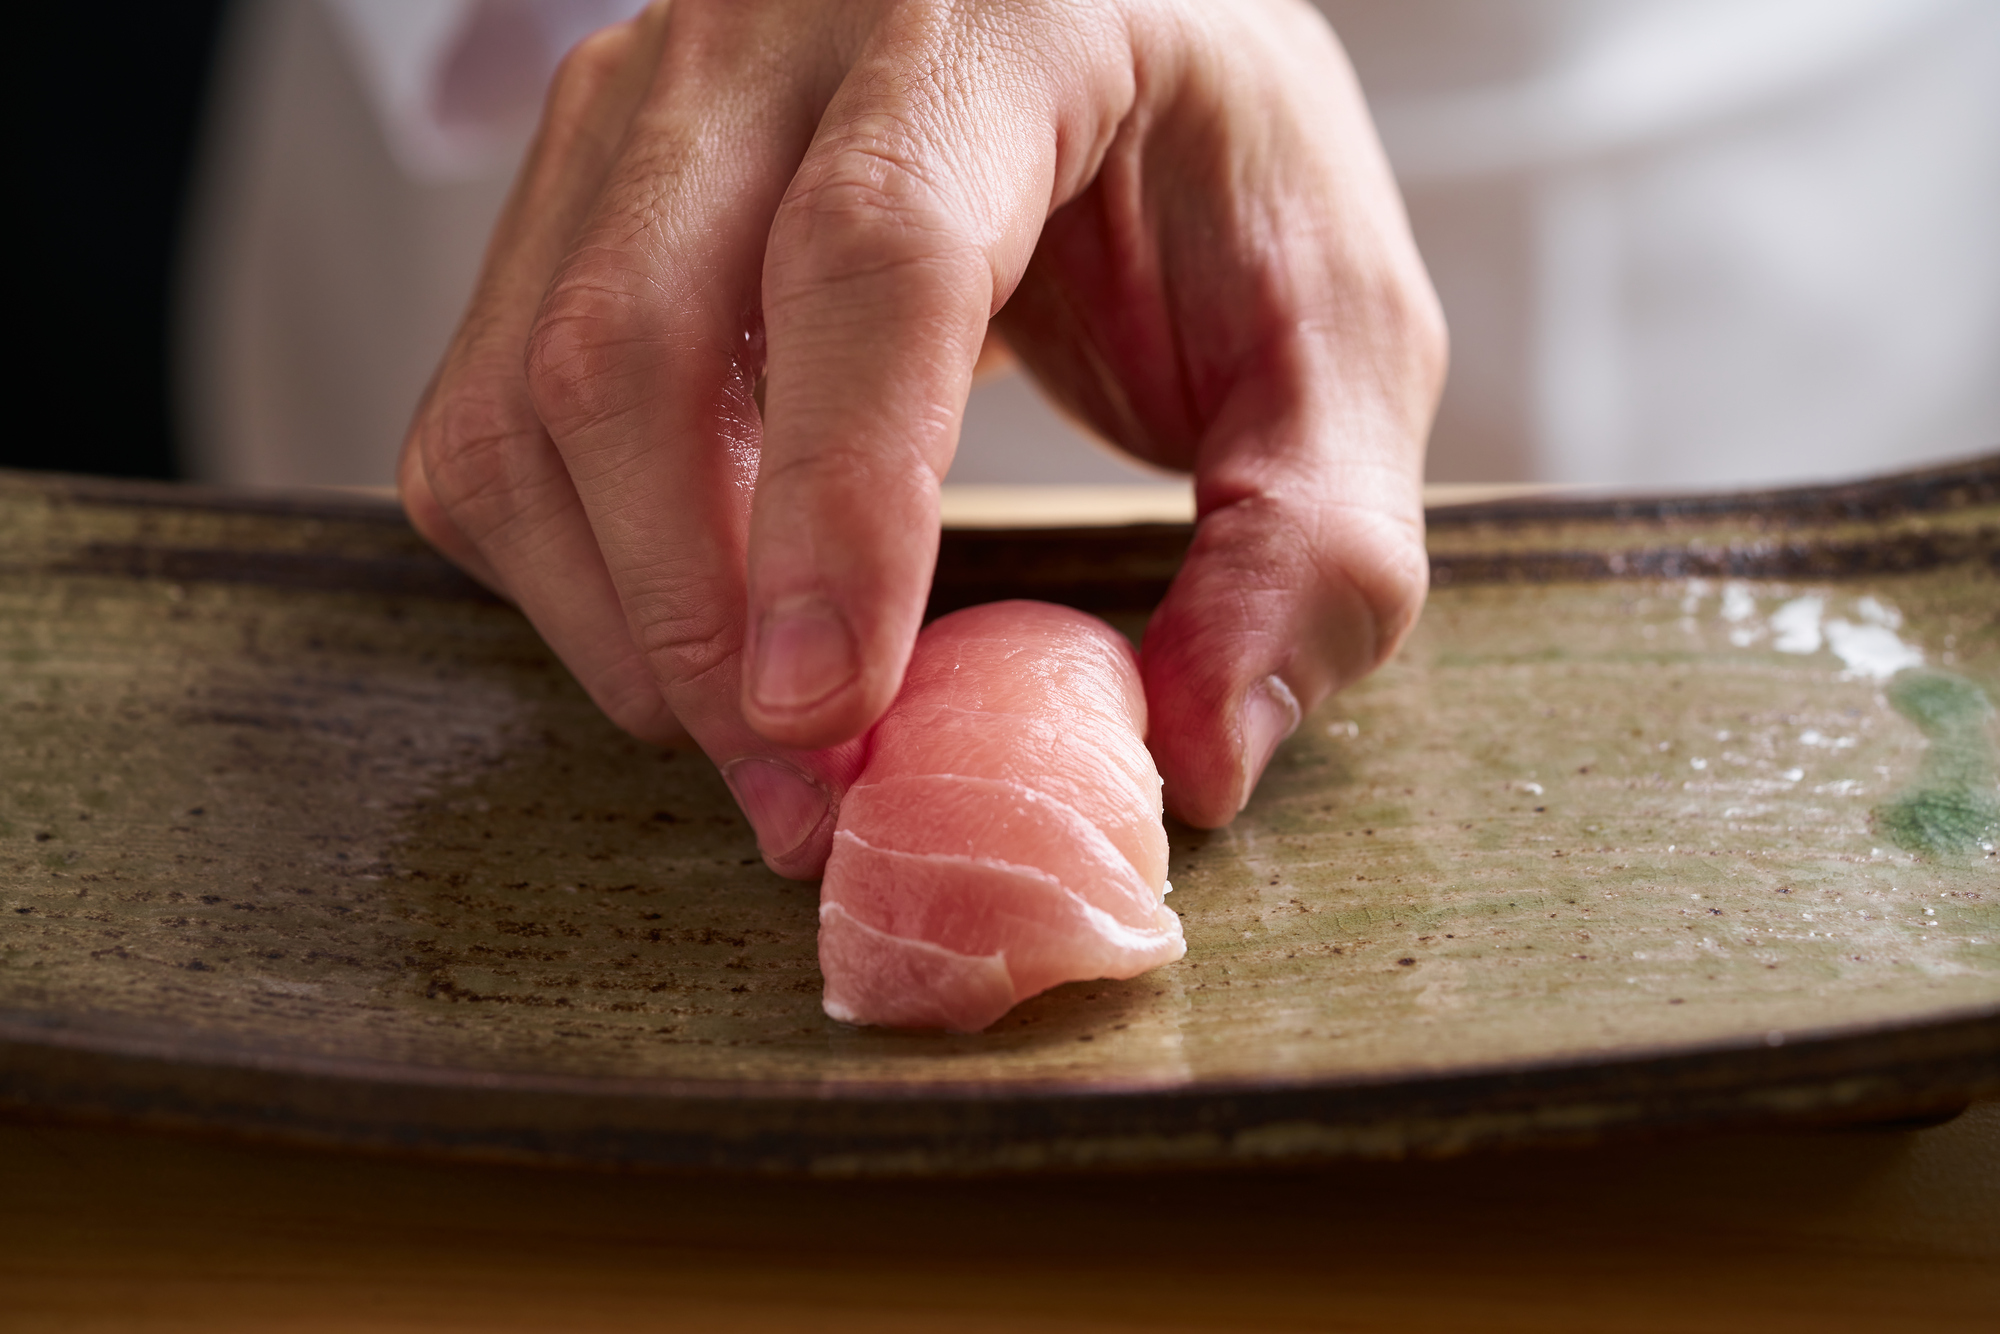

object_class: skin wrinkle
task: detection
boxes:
[615,544,747,618]
[582,644,690,739]
[763,272,987,397]
[1008,236,1164,458]
[1152,62,1274,431]
[761,394,960,489]
[948,6,1127,238]
[1044,17,1136,209]
[582,125,714,238]
[774,232,984,298]
[787,7,1126,318]
[424,410,549,516]
[629,600,745,687]
[526,315,679,447]
[608,548,752,652]
[590,476,748,562]
[570,90,806,336]
[999,72,1210,465]
[788,117,958,225]
[437,459,584,566]
[753,439,946,507]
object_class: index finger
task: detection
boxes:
[742,3,1135,749]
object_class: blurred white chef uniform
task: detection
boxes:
[178,0,2000,492]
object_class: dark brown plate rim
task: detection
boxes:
[4,1003,1995,1174]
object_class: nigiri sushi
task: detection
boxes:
[819,600,1186,1032]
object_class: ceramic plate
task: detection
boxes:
[2,462,1995,1173]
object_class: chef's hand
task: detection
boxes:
[398,0,1444,872]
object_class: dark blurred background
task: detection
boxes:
[16,4,231,479]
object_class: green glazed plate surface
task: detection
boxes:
[2,463,1996,1172]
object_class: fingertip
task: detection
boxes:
[741,452,939,752]
[722,755,838,879]
[748,593,858,714]
[1235,673,1301,813]
[739,592,905,750]
[1156,683,1296,830]
[1146,651,1254,830]
[588,662,689,751]
[1143,473,1431,824]
[397,430,506,595]
[396,429,447,542]
[1141,536,1291,827]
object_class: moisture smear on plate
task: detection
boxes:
[1712,580,1998,854]
[1874,670,2000,856]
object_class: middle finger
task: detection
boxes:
[525,3,868,875]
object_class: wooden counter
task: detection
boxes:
[4,1103,1995,1332]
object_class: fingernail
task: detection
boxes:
[722,757,830,861]
[752,596,857,714]
[1237,675,1301,813]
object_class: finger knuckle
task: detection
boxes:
[1353,258,1450,402]
[1314,506,1429,664]
[525,275,649,438]
[418,390,514,491]
[405,384,586,567]
[396,448,457,551]
[626,593,740,695]
[1400,274,1450,400]
[775,135,985,291]
[755,442,922,502]
[588,660,683,746]
[1184,490,1428,682]
[544,25,629,118]
[790,135,931,225]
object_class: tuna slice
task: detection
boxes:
[819,600,1187,1032]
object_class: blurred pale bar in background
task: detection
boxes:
[180,0,2000,494]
